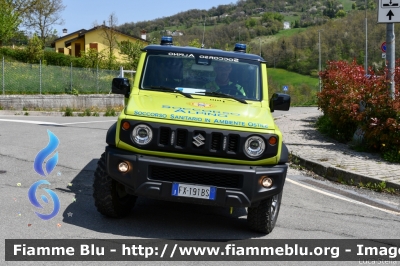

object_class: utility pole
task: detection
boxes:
[386,23,395,99]
[318,30,322,92]
[365,0,368,75]
[258,37,261,56]
[201,17,206,48]
[377,1,396,99]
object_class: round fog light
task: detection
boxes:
[122,121,130,130]
[118,162,129,173]
[261,176,273,188]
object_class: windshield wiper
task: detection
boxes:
[201,91,247,104]
[144,86,193,98]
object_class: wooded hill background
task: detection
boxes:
[118,0,395,77]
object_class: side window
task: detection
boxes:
[230,63,260,100]
[142,56,160,88]
[142,56,183,88]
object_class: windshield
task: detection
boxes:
[141,52,261,101]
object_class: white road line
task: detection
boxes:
[59,120,115,125]
[0,119,61,125]
[287,178,400,216]
[0,119,115,125]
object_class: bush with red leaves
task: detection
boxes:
[317,60,400,162]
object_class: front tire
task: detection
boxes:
[93,152,137,217]
[247,190,283,234]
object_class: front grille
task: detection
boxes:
[149,165,243,188]
[119,120,279,161]
[159,127,170,145]
[211,133,223,151]
[228,134,240,152]
[176,129,188,147]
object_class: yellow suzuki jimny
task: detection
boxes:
[93,37,290,234]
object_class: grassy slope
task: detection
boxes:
[268,68,319,89]
[339,0,356,11]
[267,68,319,106]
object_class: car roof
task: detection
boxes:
[143,44,266,63]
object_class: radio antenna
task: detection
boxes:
[201,16,206,48]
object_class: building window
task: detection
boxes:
[89,43,98,51]
[58,48,64,53]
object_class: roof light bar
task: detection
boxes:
[234,43,246,53]
[160,36,173,46]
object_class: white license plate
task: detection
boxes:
[171,183,216,200]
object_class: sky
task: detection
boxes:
[56,0,237,35]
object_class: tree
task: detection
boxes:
[23,0,65,47]
[11,0,40,14]
[188,38,202,48]
[26,33,44,63]
[245,18,257,28]
[336,10,346,18]
[117,40,145,70]
[98,12,119,69]
[261,12,284,23]
[79,48,107,69]
[0,0,21,46]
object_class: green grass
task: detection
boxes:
[274,28,307,38]
[160,23,224,36]
[339,0,356,11]
[268,68,319,89]
[164,25,186,31]
[104,107,117,117]
[250,28,307,45]
[283,12,302,24]
[267,68,319,106]
[0,61,119,94]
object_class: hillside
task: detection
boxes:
[118,0,367,45]
[117,0,388,77]
[120,0,338,42]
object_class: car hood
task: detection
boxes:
[125,92,275,130]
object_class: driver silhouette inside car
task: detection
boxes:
[204,62,246,96]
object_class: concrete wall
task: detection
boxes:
[0,94,125,110]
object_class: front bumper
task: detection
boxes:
[105,146,287,208]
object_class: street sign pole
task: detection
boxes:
[378,0,398,99]
[386,23,395,99]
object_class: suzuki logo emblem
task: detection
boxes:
[193,134,205,147]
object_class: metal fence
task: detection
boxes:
[0,57,124,95]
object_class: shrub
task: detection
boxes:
[26,34,44,63]
[317,60,400,162]
[64,107,74,116]
[104,108,116,116]
[0,47,28,62]
[317,60,363,142]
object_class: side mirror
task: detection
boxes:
[112,78,131,97]
[269,93,290,112]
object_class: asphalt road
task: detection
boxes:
[0,113,399,266]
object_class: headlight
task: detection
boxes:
[244,136,265,158]
[132,124,153,145]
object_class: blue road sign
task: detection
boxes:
[283,85,288,91]
[381,42,386,53]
